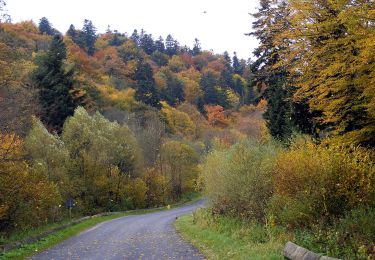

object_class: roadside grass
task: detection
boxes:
[1,193,202,260]
[175,208,289,260]
[1,213,126,260]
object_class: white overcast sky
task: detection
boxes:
[7,0,259,59]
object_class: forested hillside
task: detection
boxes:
[1,0,375,259]
[0,1,265,238]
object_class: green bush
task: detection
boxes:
[203,139,280,221]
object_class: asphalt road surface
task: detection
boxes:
[32,200,205,260]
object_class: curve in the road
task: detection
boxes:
[31,200,205,260]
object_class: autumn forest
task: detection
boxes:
[1,0,375,259]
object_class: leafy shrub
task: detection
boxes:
[295,207,375,259]
[269,139,375,228]
[203,139,280,221]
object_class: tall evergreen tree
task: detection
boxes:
[165,34,179,56]
[250,0,311,140]
[155,36,165,53]
[80,19,97,55]
[130,29,140,46]
[201,71,218,105]
[38,17,54,35]
[33,35,77,132]
[66,24,77,38]
[232,52,244,75]
[140,33,155,55]
[220,51,234,89]
[67,24,86,49]
[134,62,161,109]
[201,70,228,107]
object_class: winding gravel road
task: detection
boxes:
[32,200,205,260]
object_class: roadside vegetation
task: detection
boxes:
[177,0,375,259]
[189,137,374,259]
[176,209,287,260]
[1,0,375,259]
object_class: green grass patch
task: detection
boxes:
[175,209,289,260]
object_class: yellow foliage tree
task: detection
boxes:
[0,134,60,232]
[161,140,199,199]
[161,101,196,138]
[283,0,375,146]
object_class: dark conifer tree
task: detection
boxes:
[109,30,123,46]
[250,0,313,139]
[180,45,191,54]
[38,17,54,35]
[160,72,185,106]
[67,24,86,49]
[232,52,244,75]
[155,36,165,53]
[33,35,77,132]
[201,71,218,105]
[165,34,179,56]
[140,33,155,55]
[80,19,97,55]
[200,70,228,107]
[66,24,77,38]
[131,29,140,46]
[134,62,161,109]
[220,51,234,89]
[262,72,294,139]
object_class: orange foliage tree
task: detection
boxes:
[205,105,228,127]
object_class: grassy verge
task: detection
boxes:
[175,209,289,260]
[1,194,201,260]
[2,213,126,259]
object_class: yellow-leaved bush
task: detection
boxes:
[0,134,60,232]
[268,139,375,228]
